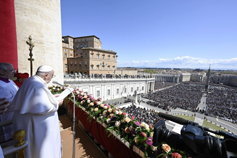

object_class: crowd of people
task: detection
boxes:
[206,84,237,123]
[120,105,161,125]
[154,81,177,90]
[144,82,204,111]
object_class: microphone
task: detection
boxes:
[158,112,189,125]
[52,81,64,87]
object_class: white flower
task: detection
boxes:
[87,100,91,103]
[80,101,84,104]
[96,101,101,105]
[115,121,121,127]
[135,127,141,131]
[141,122,150,131]
[103,110,107,115]
[115,110,119,115]
[107,118,111,123]
[94,108,98,112]
[108,108,112,113]
[103,106,108,109]
[151,145,157,151]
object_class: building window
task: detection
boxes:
[65,64,67,68]
[108,56,110,60]
[142,86,144,90]
[97,54,99,59]
[84,44,87,47]
[85,61,87,65]
[117,89,119,94]
[108,66,110,70]
[70,45,72,48]
[131,87,133,92]
[137,87,139,91]
[70,54,72,57]
[64,49,67,52]
[79,65,82,69]
[113,56,115,60]
[102,66,104,70]
[124,88,127,93]
[65,54,67,58]
[107,89,110,95]
[97,91,100,97]
[91,53,93,58]
[91,65,93,70]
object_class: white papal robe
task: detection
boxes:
[12,75,62,158]
[0,77,18,142]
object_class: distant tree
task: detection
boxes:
[144,69,157,73]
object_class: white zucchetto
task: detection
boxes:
[37,65,53,73]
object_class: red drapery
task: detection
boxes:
[0,0,18,70]
[69,102,141,158]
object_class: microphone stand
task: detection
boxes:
[53,81,75,158]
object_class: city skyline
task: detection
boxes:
[61,0,237,70]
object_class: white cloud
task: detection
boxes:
[118,56,237,69]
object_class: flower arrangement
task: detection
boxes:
[48,86,186,158]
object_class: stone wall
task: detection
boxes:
[15,0,63,84]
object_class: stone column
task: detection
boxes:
[15,0,63,84]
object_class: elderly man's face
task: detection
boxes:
[0,64,16,79]
[44,70,54,84]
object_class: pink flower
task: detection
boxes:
[149,124,153,129]
[141,132,147,137]
[122,112,127,116]
[135,122,141,126]
[131,115,135,120]
[125,117,131,123]
[172,153,182,158]
[94,108,98,112]
[146,137,153,146]
[162,144,171,153]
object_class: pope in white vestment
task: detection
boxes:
[12,65,62,158]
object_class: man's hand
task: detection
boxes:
[54,94,60,98]
[58,99,63,106]
[0,98,10,115]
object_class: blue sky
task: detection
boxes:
[61,0,237,70]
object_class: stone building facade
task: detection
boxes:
[62,36,74,74]
[115,69,137,75]
[65,35,117,75]
[210,75,237,87]
[64,76,155,101]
